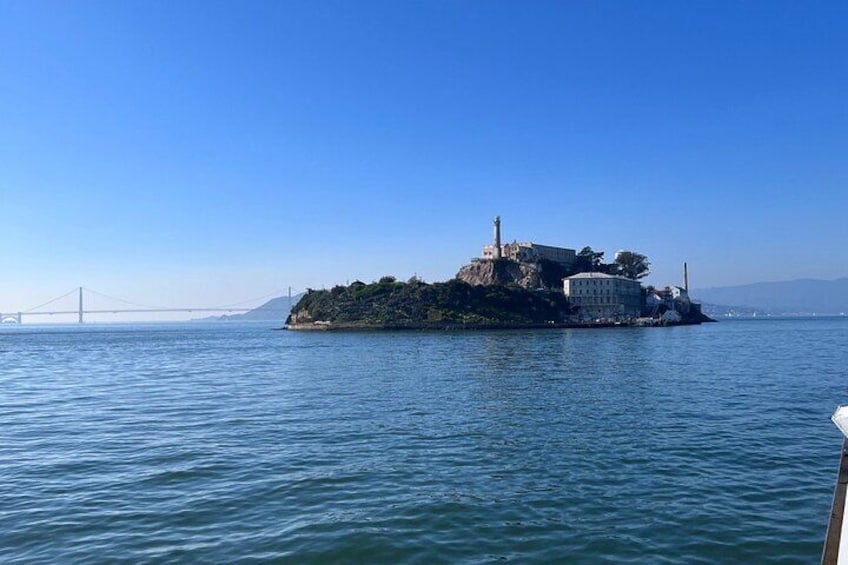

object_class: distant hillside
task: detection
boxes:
[699,303,766,318]
[692,278,848,315]
[203,294,303,322]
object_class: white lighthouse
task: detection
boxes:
[492,216,502,259]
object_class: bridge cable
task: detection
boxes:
[21,286,303,315]
[82,287,166,310]
[23,287,80,313]
[85,286,298,311]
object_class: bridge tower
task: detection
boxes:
[0,312,22,324]
[78,287,83,324]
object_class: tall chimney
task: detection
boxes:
[492,216,502,259]
[684,262,689,293]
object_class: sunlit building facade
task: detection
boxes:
[563,272,642,320]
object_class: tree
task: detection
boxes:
[614,251,650,279]
[574,246,605,273]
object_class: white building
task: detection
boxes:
[480,217,575,266]
[563,272,643,320]
[482,241,576,266]
[669,286,689,302]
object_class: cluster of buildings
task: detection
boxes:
[482,216,578,265]
[481,216,695,322]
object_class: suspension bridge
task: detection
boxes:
[0,287,302,324]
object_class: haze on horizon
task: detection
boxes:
[2,1,846,320]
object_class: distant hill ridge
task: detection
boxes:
[201,294,304,322]
[692,278,848,314]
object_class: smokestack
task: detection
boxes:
[492,216,502,259]
[684,262,689,292]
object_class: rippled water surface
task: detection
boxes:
[2,319,848,563]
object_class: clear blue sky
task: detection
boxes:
[2,1,846,319]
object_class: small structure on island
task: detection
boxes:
[492,216,502,259]
[643,264,709,322]
[563,272,643,321]
[481,216,576,267]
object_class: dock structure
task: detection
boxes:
[824,439,848,564]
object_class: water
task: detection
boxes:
[2,319,847,563]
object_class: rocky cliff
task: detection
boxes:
[455,259,570,290]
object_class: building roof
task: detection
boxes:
[564,272,640,282]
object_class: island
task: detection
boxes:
[286,216,713,331]
[287,277,575,330]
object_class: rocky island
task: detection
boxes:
[287,276,574,330]
[286,217,713,331]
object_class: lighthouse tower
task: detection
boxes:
[492,216,502,259]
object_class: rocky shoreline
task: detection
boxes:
[285,318,706,331]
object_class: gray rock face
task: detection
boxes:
[456,259,545,289]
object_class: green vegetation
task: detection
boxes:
[288,278,572,328]
[613,251,650,279]
[571,247,650,280]
[574,246,606,273]
[533,259,574,288]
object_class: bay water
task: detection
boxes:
[2,318,847,563]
